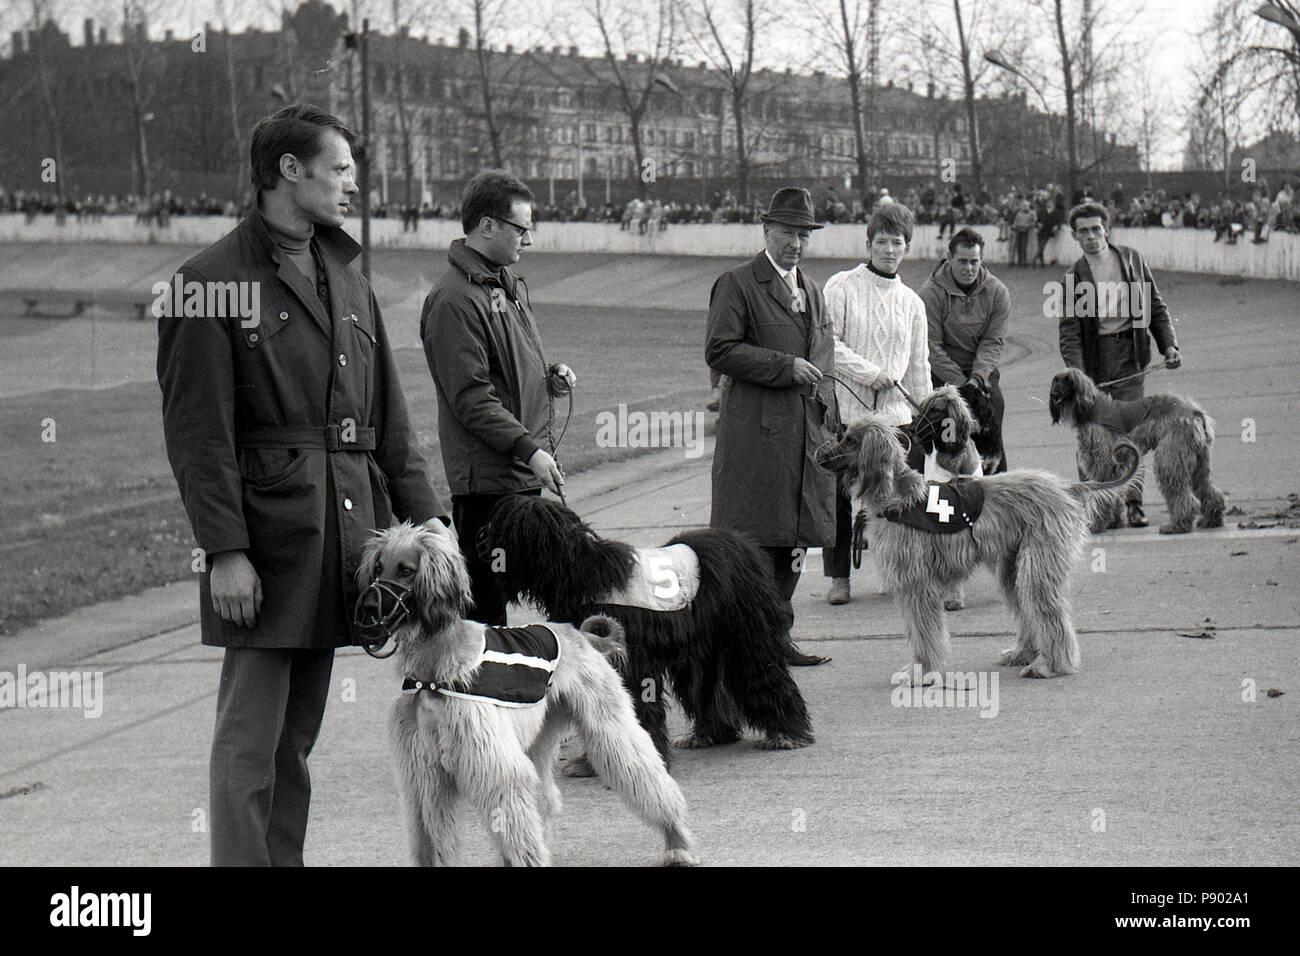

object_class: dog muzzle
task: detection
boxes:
[353,578,415,659]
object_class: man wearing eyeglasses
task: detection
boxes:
[420,170,575,624]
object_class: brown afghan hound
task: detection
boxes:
[355,520,697,867]
[1049,368,1224,535]
[816,405,1139,679]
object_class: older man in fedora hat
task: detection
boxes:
[705,187,839,667]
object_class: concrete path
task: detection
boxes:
[1,249,1297,866]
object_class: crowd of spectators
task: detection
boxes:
[6,176,1297,243]
[0,187,244,225]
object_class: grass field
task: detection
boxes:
[0,300,715,635]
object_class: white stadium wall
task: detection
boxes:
[3,214,1299,282]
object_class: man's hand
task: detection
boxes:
[791,358,823,386]
[1164,346,1181,369]
[873,371,897,391]
[210,551,262,629]
[549,363,577,393]
[528,448,565,496]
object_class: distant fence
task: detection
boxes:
[3,214,1298,281]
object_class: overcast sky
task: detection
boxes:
[2,0,1229,170]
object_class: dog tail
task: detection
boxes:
[1069,437,1141,497]
[1195,410,1215,446]
[579,614,627,668]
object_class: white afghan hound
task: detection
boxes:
[355,520,697,867]
[816,405,1139,679]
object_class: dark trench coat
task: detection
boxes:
[157,209,447,648]
[705,251,839,548]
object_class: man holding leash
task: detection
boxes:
[919,227,1010,470]
[157,104,450,865]
[706,187,837,666]
[1059,201,1181,527]
[421,170,576,626]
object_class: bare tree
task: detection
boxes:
[572,0,678,198]
[1191,2,1253,187]
[1198,0,1300,162]
[27,0,67,203]
[121,0,168,198]
[685,0,776,204]
[799,0,877,205]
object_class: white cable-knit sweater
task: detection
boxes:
[823,265,931,427]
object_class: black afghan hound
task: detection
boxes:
[477,496,814,766]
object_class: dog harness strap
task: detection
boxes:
[240,424,378,452]
[403,624,562,707]
[880,479,985,533]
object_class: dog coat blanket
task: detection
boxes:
[880,480,984,533]
[402,624,561,707]
[602,544,701,612]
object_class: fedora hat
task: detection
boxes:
[760,187,824,230]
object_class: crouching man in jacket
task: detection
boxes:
[157,104,450,866]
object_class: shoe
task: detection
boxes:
[826,578,850,605]
[1126,502,1148,528]
[786,644,832,666]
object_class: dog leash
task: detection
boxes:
[823,373,923,414]
[548,368,575,509]
[1096,361,1170,390]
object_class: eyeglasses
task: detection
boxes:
[492,215,535,239]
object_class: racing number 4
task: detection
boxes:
[926,485,955,524]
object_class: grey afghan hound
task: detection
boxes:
[355,520,697,867]
[816,400,1139,679]
[1049,368,1225,535]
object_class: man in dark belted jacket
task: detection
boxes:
[706,187,839,666]
[1060,201,1181,527]
[157,105,450,866]
[420,171,575,626]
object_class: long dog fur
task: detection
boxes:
[816,391,1140,679]
[1049,368,1225,534]
[359,520,697,866]
[479,496,814,756]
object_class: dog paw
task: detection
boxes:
[943,597,966,611]
[755,733,814,750]
[562,755,597,778]
[1158,523,1192,535]
[999,647,1032,666]
[663,848,700,867]
[1198,514,1224,529]
[1020,658,1061,679]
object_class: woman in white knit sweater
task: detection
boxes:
[822,203,931,604]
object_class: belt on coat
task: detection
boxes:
[239,424,377,452]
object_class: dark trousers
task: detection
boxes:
[822,486,855,579]
[759,546,803,635]
[1094,333,1146,505]
[1013,229,1031,266]
[210,646,334,866]
[452,490,541,626]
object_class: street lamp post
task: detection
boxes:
[1256,2,1300,37]
[984,48,1076,198]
